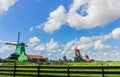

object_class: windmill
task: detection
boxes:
[6,32,28,61]
[84,52,94,62]
[74,45,85,62]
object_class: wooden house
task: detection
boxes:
[27,55,45,63]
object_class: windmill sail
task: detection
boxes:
[5,43,17,45]
[17,32,20,44]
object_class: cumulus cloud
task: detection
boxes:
[111,27,120,40]
[43,5,67,33]
[29,36,40,44]
[28,36,40,47]
[0,39,18,53]
[79,36,92,45]
[61,39,77,56]
[90,49,120,61]
[45,39,59,53]
[32,0,120,33]
[34,45,45,51]
[33,38,60,57]
[0,0,17,15]
[68,0,120,29]
[94,40,111,50]
[0,44,15,53]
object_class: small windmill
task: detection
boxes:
[74,45,85,62]
[6,32,28,61]
[84,52,94,62]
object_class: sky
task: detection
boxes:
[0,0,120,61]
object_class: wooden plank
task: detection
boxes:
[14,73,38,76]
[0,66,14,68]
[16,65,38,68]
[40,66,68,69]
[0,70,14,72]
[0,73,14,76]
[15,70,38,72]
[69,71,103,74]
[40,75,68,77]
[104,71,120,74]
[39,70,68,73]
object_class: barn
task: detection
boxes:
[27,55,45,63]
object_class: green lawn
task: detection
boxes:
[2,61,120,66]
[68,61,120,66]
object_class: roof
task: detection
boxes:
[27,55,45,59]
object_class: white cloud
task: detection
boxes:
[35,23,44,29]
[0,45,15,53]
[28,36,40,48]
[68,0,120,29]
[33,38,60,57]
[61,39,76,56]
[0,39,18,54]
[43,5,67,33]
[34,45,45,51]
[47,53,52,57]
[111,27,120,40]
[30,38,61,59]
[94,40,111,50]
[29,23,44,32]
[79,34,112,50]
[79,36,92,45]
[96,50,120,61]
[29,27,34,32]
[46,39,59,53]
[29,36,40,44]
[36,0,120,33]
[0,0,17,15]
[0,40,10,43]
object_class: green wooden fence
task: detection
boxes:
[0,63,120,77]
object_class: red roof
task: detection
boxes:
[27,55,44,59]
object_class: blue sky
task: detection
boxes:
[0,0,120,61]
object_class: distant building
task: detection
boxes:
[27,55,45,63]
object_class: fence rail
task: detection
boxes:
[0,63,120,77]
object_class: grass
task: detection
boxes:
[2,60,120,66]
[68,61,120,66]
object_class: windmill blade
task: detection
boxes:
[17,32,20,44]
[5,43,17,45]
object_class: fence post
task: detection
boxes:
[13,62,16,77]
[38,63,40,77]
[101,64,104,77]
[67,65,70,77]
